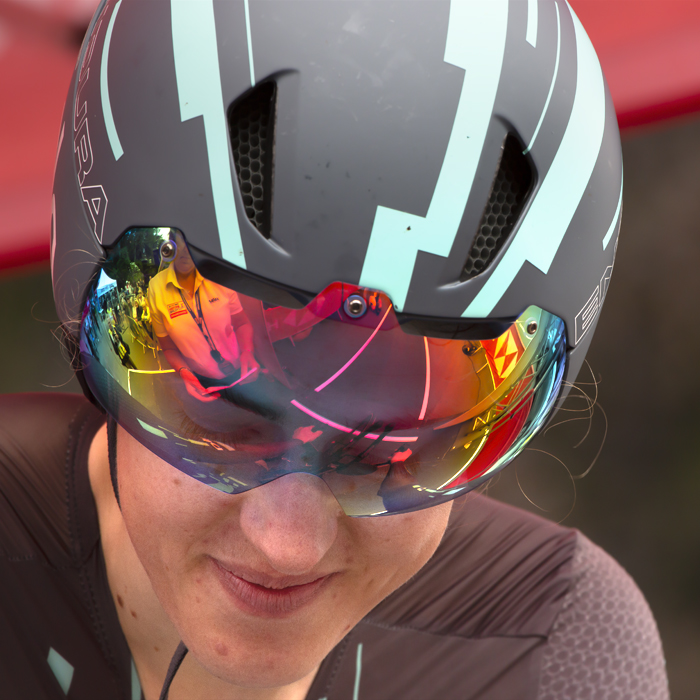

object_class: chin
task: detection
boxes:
[190,634,321,690]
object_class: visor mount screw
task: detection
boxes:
[462,342,477,356]
[344,294,367,318]
[526,320,538,336]
[160,240,177,262]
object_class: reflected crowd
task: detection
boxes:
[82,228,258,394]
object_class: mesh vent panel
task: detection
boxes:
[539,534,669,700]
[461,135,532,280]
[228,82,276,238]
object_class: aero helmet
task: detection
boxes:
[52,0,622,516]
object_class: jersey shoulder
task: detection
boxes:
[368,493,578,638]
[539,533,669,700]
[0,393,104,566]
[309,497,669,700]
[309,495,578,700]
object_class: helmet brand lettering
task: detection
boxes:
[574,265,615,345]
[73,76,89,131]
[72,11,109,242]
[79,185,108,242]
[73,25,101,129]
[74,118,93,185]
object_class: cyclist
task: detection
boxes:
[0,0,668,698]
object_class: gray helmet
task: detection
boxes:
[53,0,622,398]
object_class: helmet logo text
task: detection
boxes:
[73,5,112,243]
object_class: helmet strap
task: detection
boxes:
[107,416,120,508]
[158,641,188,700]
[106,417,189,697]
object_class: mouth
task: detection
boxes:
[210,559,334,618]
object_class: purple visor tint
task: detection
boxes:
[79,228,566,516]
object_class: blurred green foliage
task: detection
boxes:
[0,266,80,395]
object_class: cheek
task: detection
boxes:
[349,502,452,600]
[116,430,225,582]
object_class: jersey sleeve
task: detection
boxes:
[537,534,669,700]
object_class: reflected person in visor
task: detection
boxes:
[146,231,261,402]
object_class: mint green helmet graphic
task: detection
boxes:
[53,0,621,399]
[171,0,246,268]
[462,6,613,319]
[359,0,509,313]
[100,0,123,161]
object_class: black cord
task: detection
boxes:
[158,642,189,700]
[108,419,189,697]
[107,416,120,508]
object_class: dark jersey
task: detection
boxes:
[0,394,668,700]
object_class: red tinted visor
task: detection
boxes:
[80,228,566,515]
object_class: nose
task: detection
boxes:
[238,473,342,575]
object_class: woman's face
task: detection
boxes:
[117,428,452,690]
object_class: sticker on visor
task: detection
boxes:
[80,228,566,516]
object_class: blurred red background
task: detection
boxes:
[1,0,700,270]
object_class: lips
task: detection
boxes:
[210,559,334,618]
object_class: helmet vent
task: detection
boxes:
[461,134,532,280]
[228,82,276,238]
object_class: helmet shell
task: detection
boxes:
[53,0,622,385]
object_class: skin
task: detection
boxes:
[89,425,452,700]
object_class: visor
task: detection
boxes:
[80,228,566,516]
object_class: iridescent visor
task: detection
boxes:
[80,228,566,516]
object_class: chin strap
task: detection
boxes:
[107,416,120,507]
[158,642,189,700]
[106,420,189,696]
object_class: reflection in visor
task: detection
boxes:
[80,228,566,516]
